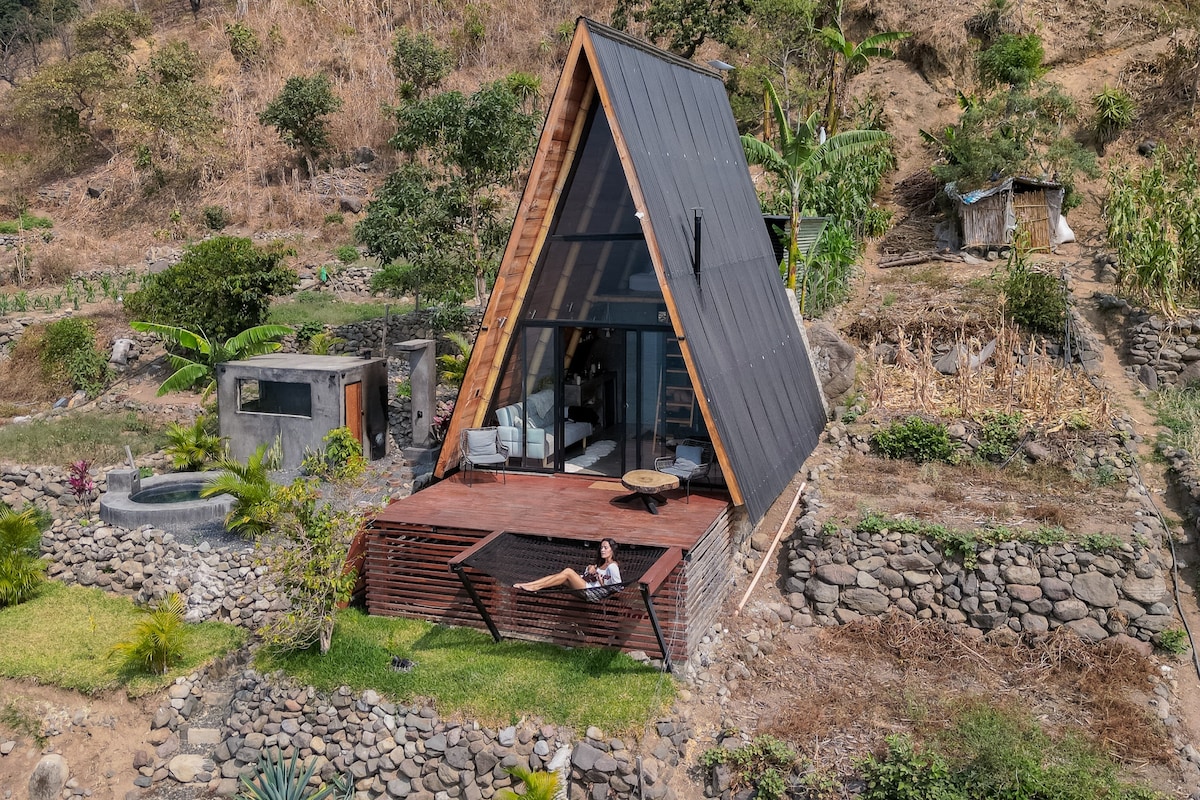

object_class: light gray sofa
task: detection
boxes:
[494,388,592,465]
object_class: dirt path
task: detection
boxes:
[0,680,156,799]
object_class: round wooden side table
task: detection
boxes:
[617,469,680,515]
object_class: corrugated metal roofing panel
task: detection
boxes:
[585,20,827,524]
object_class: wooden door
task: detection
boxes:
[344,381,363,446]
[1013,190,1051,250]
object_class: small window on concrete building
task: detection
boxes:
[237,379,312,417]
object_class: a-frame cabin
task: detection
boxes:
[363,19,827,665]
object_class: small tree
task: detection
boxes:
[258,479,360,654]
[259,73,342,176]
[390,27,450,100]
[359,163,473,309]
[611,0,747,58]
[741,78,889,306]
[124,236,298,341]
[366,77,538,304]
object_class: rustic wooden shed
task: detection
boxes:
[948,177,1070,251]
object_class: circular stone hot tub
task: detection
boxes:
[99,470,234,529]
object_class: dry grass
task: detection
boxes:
[766,617,1171,768]
[821,450,1134,539]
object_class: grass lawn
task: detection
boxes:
[0,582,244,696]
[268,291,408,328]
[0,411,167,466]
[256,608,675,732]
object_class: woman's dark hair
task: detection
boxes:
[595,537,618,565]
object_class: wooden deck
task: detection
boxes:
[362,472,734,664]
[372,471,730,549]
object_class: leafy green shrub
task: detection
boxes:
[323,212,344,226]
[871,416,954,463]
[301,427,365,481]
[335,245,358,264]
[202,205,229,230]
[295,321,324,345]
[40,318,112,396]
[1078,533,1123,552]
[124,237,298,342]
[258,479,361,653]
[1092,85,1135,144]
[164,416,225,471]
[978,33,1045,88]
[240,748,348,800]
[225,21,261,67]
[700,735,797,800]
[860,735,961,800]
[109,593,187,675]
[437,332,472,387]
[0,506,47,608]
[976,410,1023,461]
[1004,249,1065,335]
[1157,628,1190,655]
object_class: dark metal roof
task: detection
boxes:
[584,20,827,523]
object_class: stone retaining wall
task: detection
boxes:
[326,309,483,358]
[145,656,687,799]
[781,430,1175,646]
[1096,293,1200,389]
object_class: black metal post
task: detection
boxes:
[640,584,673,673]
[693,208,703,285]
[451,564,502,642]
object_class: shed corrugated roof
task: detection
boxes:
[585,20,827,523]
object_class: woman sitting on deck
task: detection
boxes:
[514,538,621,601]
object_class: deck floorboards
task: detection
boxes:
[372,472,730,551]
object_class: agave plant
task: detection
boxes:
[164,416,227,471]
[109,593,188,675]
[497,765,559,800]
[239,749,350,800]
[0,505,47,607]
[203,441,281,538]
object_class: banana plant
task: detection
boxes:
[130,321,293,398]
[741,78,890,308]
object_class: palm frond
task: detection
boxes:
[129,321,211,355]
[157,362,212,396]
[224,324,295,355]
[741,135,788,173]
[763,78,793,150]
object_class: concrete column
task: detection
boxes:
[397,339,437,448]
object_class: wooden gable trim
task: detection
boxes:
[579,29,745,508]
[436,32,595,476]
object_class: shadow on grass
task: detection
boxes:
[256,608,672,731]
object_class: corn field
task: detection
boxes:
[1106,149,1200,315]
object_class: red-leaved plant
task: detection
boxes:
[68,460,97,507]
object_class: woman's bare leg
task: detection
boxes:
[515,568,588,592]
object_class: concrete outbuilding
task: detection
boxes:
[216,354,388,469]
